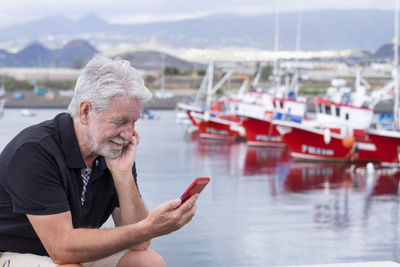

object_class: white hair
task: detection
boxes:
[68,55,152,117]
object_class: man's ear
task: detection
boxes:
[78,100,92,125]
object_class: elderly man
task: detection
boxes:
[0,56,198,266]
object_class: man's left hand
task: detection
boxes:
[105,130,140,177]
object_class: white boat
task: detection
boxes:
[20,109,36,117]
[0,98,5,118]
[0,86,5,98]
[0,82,6,118]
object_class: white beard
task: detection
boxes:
[85,123,127,159]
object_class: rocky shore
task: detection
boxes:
[3,90,393,114]
[3,90,196,110]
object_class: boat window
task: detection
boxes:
[325,105,331,115]
[319,104,324,114]
[345,113,349,120]
[335,107,340,117]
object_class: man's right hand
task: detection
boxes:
[144,194,199,238]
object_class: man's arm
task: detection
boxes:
[111,172,148,227]
[107,130,150,249]
[111,172,150,250]
[28,193,198,265]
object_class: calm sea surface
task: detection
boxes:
[1,109,400,266]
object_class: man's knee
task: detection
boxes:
[118,249,165,267]
[144,250,165,267]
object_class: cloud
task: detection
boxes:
[0,0,396,27]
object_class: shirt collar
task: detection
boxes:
[94,156,108,171]
[59,113,87,169]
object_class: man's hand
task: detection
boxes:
[144,194,199,238]
[106,130,140,178]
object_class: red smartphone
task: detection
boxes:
[180,177,210,204]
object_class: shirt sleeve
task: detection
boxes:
[132,162,138,188]
[3,143,70,215]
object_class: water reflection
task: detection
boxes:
[183,131,400,264]
[243,146,290,176]
[187,133,400,200]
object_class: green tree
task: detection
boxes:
[261,65,273,80]
[197,69,206,76]
[164,66,180,75]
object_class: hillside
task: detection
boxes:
[0,40,205,71]
[119,51,206,71]
[0,10,396,52]
[373,43,400,60]
[0,39,97,68]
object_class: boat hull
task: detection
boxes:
[367,130,400,165]
[197,119,238,140]
[277,122,377,163]
[241,117,286,147]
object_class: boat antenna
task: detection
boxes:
[0,54,4,90]
[292,0,304,95]
[206,61,214,110]
[295,0,303,63]
[273,0,280,95]
[394,0,399,130]
[160,53,166,96]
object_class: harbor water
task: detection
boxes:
[1,109,400,266]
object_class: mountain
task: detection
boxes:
[0,40,202,70]
[0,10,397,51]
[373,43,400,60]
[119,51,206,71]
[15,42,54,67]
[1,39,98,68]
[54,39,98,68]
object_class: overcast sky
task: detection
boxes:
[0,0,396,27]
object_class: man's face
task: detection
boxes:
[86,96,142,159]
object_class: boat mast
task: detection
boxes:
[295,0,303,55]
[206,61,214,110]
[394,0,399,130]
[0,54,4,90]
[273,0,280,95]
[292,0,303,95]
[160,53,166,96]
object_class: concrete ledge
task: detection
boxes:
[276,262,400,267]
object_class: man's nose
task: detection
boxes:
[120,124,135,141]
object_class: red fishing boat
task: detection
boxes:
[239,94,307,147]
[367,129,400,166]
[275,96,378,163]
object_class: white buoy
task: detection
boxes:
[203,111,210,122]
[323,128,331,144]
[366,162,375,174]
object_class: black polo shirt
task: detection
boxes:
[0,113,137,255]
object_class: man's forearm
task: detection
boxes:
[113,173,148,226]
[52,220,149,264]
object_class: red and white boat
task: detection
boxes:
[275,75,379,163]
[365,5,400,167]
[188,109,243,140]
[176,62,247,140]
[277,122,377,163]
[234,64,308,146]
[367,129,400,166]
[177,61,282,141]
[238,92,307,147]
